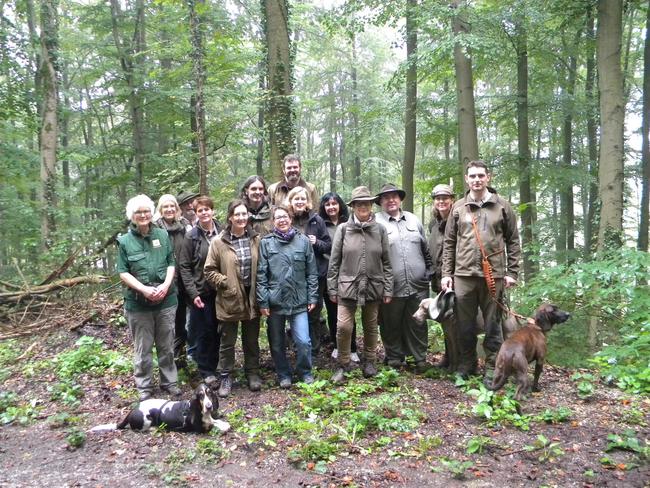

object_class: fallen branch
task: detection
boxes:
[0,275,108,304]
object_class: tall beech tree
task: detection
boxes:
[402,0,417,211]
[596,0,625,249]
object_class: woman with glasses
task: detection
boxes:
[117,194,180,401]
[257,205,318,388]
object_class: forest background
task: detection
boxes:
[0,0,649,376]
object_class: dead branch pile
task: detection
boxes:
[0,275,107,305]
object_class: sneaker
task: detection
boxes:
[163,385,182,398]
[331,367,346,385]
[350,352,360,363]
[218,375,232,398]
[139,390,152,401]
[247,374,262,392]
[279,377,292,389]
[331,348,338,359]
[362,362,378,378]
[302,374,315,385]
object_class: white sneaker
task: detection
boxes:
[331,349,338,359]
[350,352,360,363]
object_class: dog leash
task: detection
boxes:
[470,211,533,324]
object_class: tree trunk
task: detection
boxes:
[402,0,417,212]
[352,34,361,187]
[452,0,479,176]
[597,0,625,249]
[263,0,295,179]
[515,18,536,282]
[40,0,59,248]
[560,32,579,265]
[639,0,650,251]
[189,0,209,195]
[109,0,146,192]
[257,66,265,176]
[585,8,600,259]
[328,79,337,192]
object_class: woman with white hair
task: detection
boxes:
[117,194,180,401]
[154,194,192,366]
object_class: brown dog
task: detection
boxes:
[489,304,570,400]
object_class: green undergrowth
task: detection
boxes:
[513,248,650,393]
[227,368,428,471]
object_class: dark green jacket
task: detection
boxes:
[117,223,177,312]
[256,231,318,315]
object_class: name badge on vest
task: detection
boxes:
[152,239,161,248]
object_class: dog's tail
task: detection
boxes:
[487,353,511,392]
[88,423,118,433]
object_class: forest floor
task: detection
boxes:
[0,300,648,488]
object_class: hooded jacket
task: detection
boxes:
[178,220,222,304]
[256,231,318,315]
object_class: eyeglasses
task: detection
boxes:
[134,210,152,216]
[274,215,290,222]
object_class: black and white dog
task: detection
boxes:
[90,384,230,434]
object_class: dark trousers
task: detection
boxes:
[173,299,187,359]
[379,290,429,363]
[217,317,260,376]
[454,276,504,374]
[324,292,357,353]
[308,278,326,355]
[190,293,221,379]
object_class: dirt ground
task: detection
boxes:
[1,317,648,488]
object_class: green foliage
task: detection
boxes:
[524,434,564,463]
[53,336,130,379]
[65,428,86,450]
[48,380,84,408]
[195,439,227,461]
[0,396,40,425]
[48,412,83,429]
[465,435,494,455]
[536,406,572,424]
[461,381,530,430]
[605,429,650,459]
[570,372,596,399]
[432,458,474,480]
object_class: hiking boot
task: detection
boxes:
[386,359,403,369]
[302,374,315,385]
[162,385,182,398]
[247,374,262,392]
[204,375,219,388]
[415,361,431,374]
[218,374,232,398]
[362,361,378,378]
[139,390,152,401]
[279,377,292,389]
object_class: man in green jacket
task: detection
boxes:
[441,161,521,384]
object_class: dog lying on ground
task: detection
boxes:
[89,383,230,434]
[489,304,570,400]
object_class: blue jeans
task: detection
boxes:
[190,293,220,379]
[267,311,311,381]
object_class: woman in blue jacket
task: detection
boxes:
[257,205,319,388]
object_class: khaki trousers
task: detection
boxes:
[336,301,380,365]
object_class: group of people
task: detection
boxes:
[117,155,521,401]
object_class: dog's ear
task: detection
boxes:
[534,304,554,330]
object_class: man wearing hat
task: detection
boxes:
[441,160,521,384]
[427,183,458,370]
[267,154,319,207]
[177,191,200,227]
[375,183,433,373]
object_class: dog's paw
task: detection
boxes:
[212,419,230,433]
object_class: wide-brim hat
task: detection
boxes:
[428,289,455,322]
[375,183,406,202]
[431,184,454,198]
[347,186,379,206]
[176,191,200,206]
